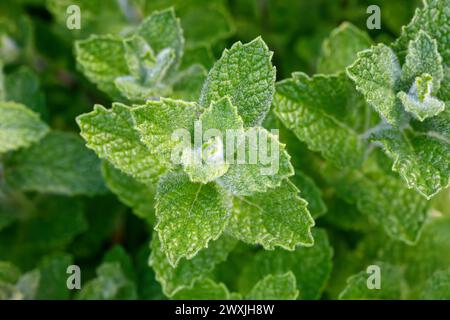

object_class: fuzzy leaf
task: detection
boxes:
[77,103,168,185]
[347,44,405,126]
[372,125,449,199]
[155,172,231,266]
[75,35,129,98]
[217,127,294,195]
[199,38,276,126]
[420,268,450,300]
[226,179,314,250]
[131,98,198,167]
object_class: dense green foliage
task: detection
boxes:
[0,0,448,300]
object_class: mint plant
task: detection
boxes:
[0,0,448,301]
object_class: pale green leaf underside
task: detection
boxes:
[155,171,231,266]
[0,102,49,153]
[77,103,167,185]
[150,233,237,297]
[246,272,299,300]
[199,37,276,126]
[227,179,314,250]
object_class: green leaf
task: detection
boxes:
[238,229,333,300]
[317,22,372,74]
[137,8,184,71]
[4,66,47,117]
[101,161,155,224]
[150,233,237,297]
[131,98,198,167]
[372,125,449,199]
[246,271,299,300]
[274,72,368,168]
[420,268,450,299]
[347,44,405,126]
[339,262,406,300]
[77,103,168,185]
[393,0,450,64]
[217,127,294,195]
[290,171,327,218]
[226,179,314,250]
[172,278,232,300]
[4,131,107,196]
[155,171,231,266]
[0,102,49,153]
[400,31,444,92]
[75,35,129,98]
[199,37,276,126]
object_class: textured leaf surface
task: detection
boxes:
[246,272,299,300]
[238,229,333,299]
[317,22,372,74]
[227,180,314,250]
[0,102,49,153]
[155,172,231,266]
[274,72,368,168]
[372,126,449,199]
[137,8,184,71]
[150,233,237,297]
[77,103,167,184]
[4,131,107,195]
[347,44,405,126]
[218,127,294,195]
[132,98,198,167]
[35,253,73,300]
[199,38,276,126]
[75,35,128,98]
[101,161,155,224]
